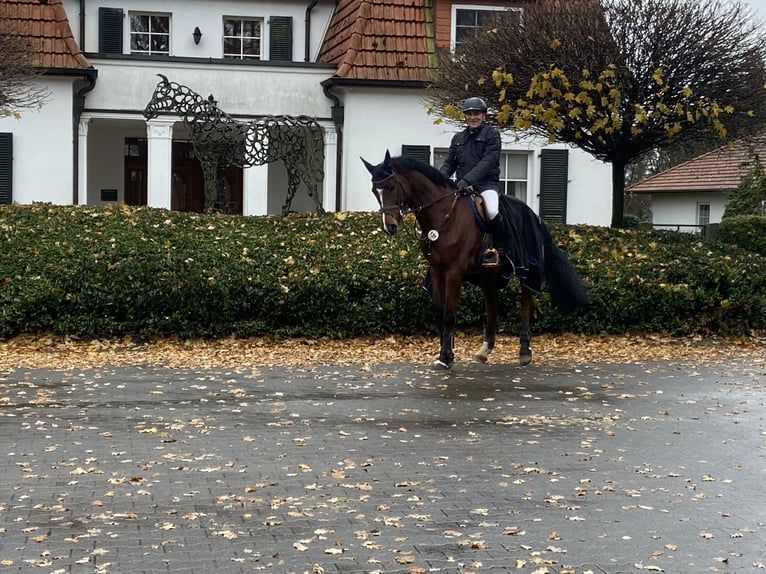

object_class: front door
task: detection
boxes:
[124,138,243,214]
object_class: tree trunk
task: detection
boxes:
[611,160,626,228]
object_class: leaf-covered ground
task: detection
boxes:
[1,332,764,370]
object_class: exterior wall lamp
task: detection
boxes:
[193,27,203,45]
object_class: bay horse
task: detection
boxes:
[362,151,589,369]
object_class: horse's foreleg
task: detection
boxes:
[519,286,533,365]
[431,271,460,369]
[473,275,498,363]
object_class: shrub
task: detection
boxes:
[1,203,764,339]
[718,215,766,256]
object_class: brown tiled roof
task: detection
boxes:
[627,134,766,194]
[2,0,91,70]
[317,0,437,82]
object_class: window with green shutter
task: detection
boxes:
[539,149,568,223]
[99,7,124,54]
[401,145,431,164]
[269,16,293,61]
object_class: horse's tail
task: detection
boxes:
[541,226,590,315]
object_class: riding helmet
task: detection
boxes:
[462,97,488,113]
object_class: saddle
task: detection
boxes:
[468,192,502,268]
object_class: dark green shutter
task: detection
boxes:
[401,145,431,164]
[0,133,12,205]
[269,16,293,61]
[99,7,123,54]
[539,149,568,223]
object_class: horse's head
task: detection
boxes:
[361,150,404,235]
[142,74,175,120]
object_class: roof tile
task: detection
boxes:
[2,0,91,71]
[317,0,436,82]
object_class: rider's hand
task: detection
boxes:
[456,179,470,190]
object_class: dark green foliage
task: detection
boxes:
[723,150,766,219]
[1,204,764,339]
[718,215,766,257]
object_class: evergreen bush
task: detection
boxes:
[1,204,764,339]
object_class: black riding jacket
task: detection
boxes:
[439,123,501,191]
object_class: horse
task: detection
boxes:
[361,150,590,369]
[142,74,325,214]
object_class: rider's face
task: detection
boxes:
[464,110,484,129]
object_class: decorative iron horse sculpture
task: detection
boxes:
[362,151,590,368]
[143,74,325,214]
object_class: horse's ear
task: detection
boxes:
[360,156,376,176]
[157,73,169,83]
[384,149,392,164]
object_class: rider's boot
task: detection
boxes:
[482,214,505,267]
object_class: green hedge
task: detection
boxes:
[1,204,764,339]
[718,215,766,256]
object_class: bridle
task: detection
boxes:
[374,173,460,240]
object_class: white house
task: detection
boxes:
[1,0,613,226]
[626,133,766,232]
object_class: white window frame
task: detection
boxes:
[223,16,263,60]
[451,5,523,52]
[696,202,711,226]
[129,12,170,56]
[433,149,529,203]
[500,152,529,202]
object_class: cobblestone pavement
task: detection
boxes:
[1,357,765,573]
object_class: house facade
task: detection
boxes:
[1,0,612,225]
[627,134,766,232]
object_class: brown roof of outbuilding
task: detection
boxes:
[2,0,91,71]
[317,0,437,82]
[627,134,766,194]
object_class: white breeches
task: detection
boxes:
[480,189,499,220]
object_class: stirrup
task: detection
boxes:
[482,247,500,267]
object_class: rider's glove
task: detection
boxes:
[456,179,470,190]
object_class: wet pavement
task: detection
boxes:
[0,357,765,573]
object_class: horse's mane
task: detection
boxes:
[390,155,451,188]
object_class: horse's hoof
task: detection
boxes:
[519,354,532,366]
[432,359,452,370]
[472,353,488,363]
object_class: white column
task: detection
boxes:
[146,120,175,210]
[243,164,269,215]
[77,116,91,205]
[322,125,338,212]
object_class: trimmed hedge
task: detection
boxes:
[1,203,764,339]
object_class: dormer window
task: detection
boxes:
[452,5,522,52]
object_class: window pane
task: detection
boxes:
[476,10,501,26]
[131,15,148,32]
[242,38,260,57]
[224,20,238,35]
[223,37,241,55]
[151,34,169,52]
[455,9,477,26]
[151,16,169,33]
[242,20,260,37]
[433,150,448,170]
[508,154,527,179]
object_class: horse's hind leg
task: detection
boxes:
[519,286,533,365]
[473,274,498,363]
